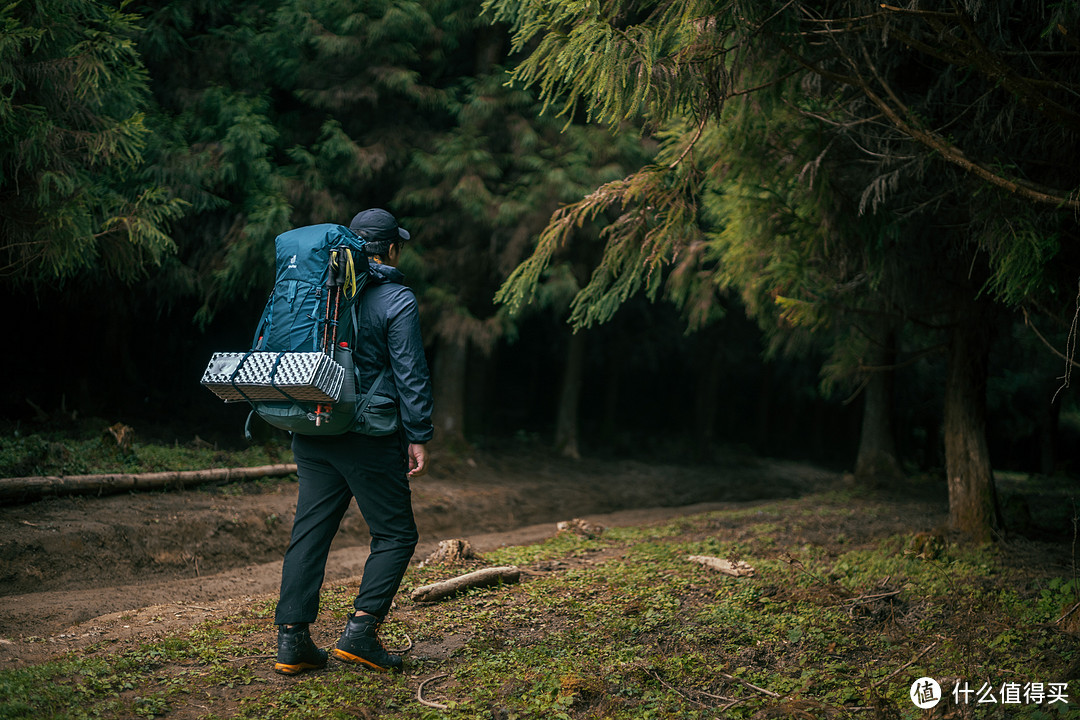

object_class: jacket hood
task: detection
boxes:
[368,261,405,284]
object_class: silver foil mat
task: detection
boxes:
[201,351,345,403]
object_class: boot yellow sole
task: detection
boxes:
[330,647,393,672]
[273,661,324,675]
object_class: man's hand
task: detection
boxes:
[407,443,428,478]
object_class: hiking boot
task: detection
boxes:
[274,624,328,675]
[330,613,403,672]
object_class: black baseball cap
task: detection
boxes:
[348,208,410,242]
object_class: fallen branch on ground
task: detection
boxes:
[871,641,939,689]
[417,674,450,710]
[687,555,756,577]
[1055,600,1080,626]
[646,669,735,707]
[718,672,780,698]
[0,464,299,504]
[386,633,413,654]
[840,589,903,606]
[410,566,521,602]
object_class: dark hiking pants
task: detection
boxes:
[275,432,418,625]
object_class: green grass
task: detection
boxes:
[0,430,289,478]
[2,494,1078,719]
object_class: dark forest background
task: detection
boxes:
[3,1,1080,542]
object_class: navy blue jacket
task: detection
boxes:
[353,262,434,444]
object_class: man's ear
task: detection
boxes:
[388,242,401,263]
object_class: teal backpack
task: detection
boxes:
[201,224,397,437]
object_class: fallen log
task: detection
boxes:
[410,566,521,603]
[0,464,298,504]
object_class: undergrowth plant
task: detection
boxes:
[1,493,1077,719]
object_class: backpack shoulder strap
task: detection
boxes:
[346,293,391,427]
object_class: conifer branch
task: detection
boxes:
[668,113,708,169]
[780,45,1080,210]
[946,7,1080,133]
[859,79,1080,209]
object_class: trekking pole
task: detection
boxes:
[315,251,341,426]
[329,272,343,351]
[321,251,338,356]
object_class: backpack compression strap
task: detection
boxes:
[353,365,390,424]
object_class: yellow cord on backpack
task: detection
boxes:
[343,249,358,299]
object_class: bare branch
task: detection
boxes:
[1022,307,1080,370]
[857,343,950,374]
[878,4,958,19]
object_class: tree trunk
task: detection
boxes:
[433,335,468,448]
[943,299,1000,543]
[1039,386,1060,475]
[694,331,723,461]
[601,342,622,441]
[467,344,495,438]
[554,329,587,459]
[755,362,774,455]
[854,326,903,485]
[103,292,140,391]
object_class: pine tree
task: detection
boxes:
[376,9,651,448]
[488,0,1080,541]
[0,0,184,286]
[132,0,298,321]
[133,0,651,449]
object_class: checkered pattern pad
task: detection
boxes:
[201,352,345,403]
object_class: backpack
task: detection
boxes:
[200,224,397,437]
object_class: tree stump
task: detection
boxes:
[419,539,479,567]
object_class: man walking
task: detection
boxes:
[273,208,434,675]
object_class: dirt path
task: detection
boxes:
[0,450,841,665]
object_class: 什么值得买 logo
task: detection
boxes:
[910,677,1070,708]
[910,677,941,709]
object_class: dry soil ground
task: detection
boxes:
[0,449,842,668]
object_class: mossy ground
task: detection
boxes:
[0,419,290,478]
[2,489,1077,720]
